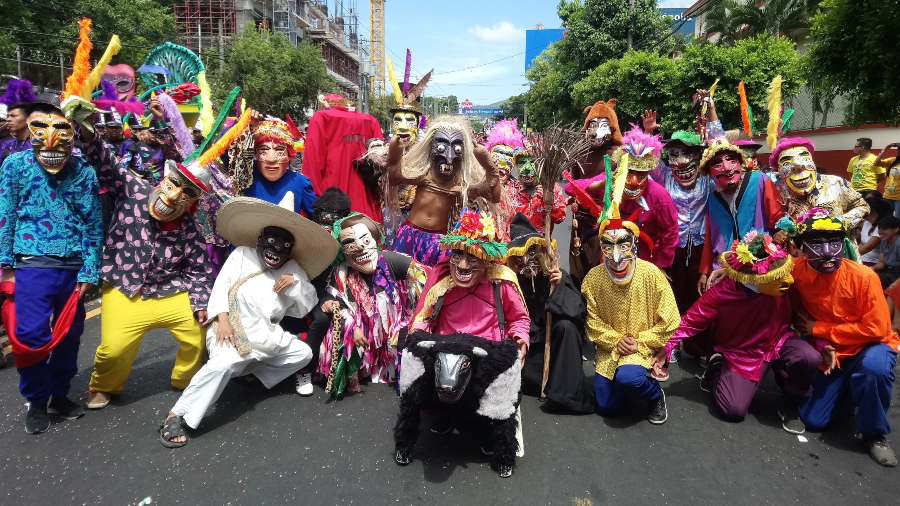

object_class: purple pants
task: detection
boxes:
[712,338,820,421]
[393,221,444,266]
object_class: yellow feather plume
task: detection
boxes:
[609,152,630,219]
[767,75,783,150]
[63,18,93,100]
[196,107,253,168]
[386,55,403,107]
[80,34,121,100]
[197,71,215,136]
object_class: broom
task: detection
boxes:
[529,123,593,399]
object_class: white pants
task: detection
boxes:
[171,326,312,429]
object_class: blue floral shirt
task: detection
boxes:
[0,150,104,283]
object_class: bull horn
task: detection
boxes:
[472,347,488,357]
[417,340,436,349]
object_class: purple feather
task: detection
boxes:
[93,99,145,116]
[157,92,195,160]
[419,114,427,130]
[0,79,37,106]
[402,49,412,94]
[100,79,118,101]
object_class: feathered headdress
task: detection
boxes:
[0,79,37,106]
[439,209,507,261]
[386,49,432,116]
[620,124,663,172]
[738,81,753,137]
[485,119,525,153]
[93,79,145,116]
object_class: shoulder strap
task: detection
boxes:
[493,281,506,336]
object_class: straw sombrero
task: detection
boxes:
[216,192,339,278]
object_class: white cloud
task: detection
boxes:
[467,22,525,44]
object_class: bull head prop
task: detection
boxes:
[416,340,488,404]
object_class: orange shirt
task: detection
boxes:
[792,257,900,368]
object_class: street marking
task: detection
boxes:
[86,307,101,320]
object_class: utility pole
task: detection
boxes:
[15,45,21,77]
[59,52,65,90]
[627,0,634,49]
[218,18,225,71]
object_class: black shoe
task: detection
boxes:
[778,401,806,435]
[699,353,724,393]
[497,463,513,478]
[429,420,454,435]
[25,403,51,434]
[865,436,898,467]
[395,447,412,466]
[648,390,668,425]
[47,396,85,421]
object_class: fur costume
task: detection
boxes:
[582,99,623,146]
[395,330,521,472]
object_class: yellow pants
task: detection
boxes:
[89,285,205,394]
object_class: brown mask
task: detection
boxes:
[28,112,74,174]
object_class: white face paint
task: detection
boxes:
[339,223,379,274]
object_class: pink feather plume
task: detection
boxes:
[485,118,525,152]
[621,124,662,159]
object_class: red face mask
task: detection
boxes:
[623,171,648,200]
[710,152,743,193]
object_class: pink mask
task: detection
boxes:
[710,153,743,193]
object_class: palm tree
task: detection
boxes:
[702,0,744,44]
[731,0,821,41]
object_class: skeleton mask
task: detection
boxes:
[586,118,612,147]
[778,146,817,195]
[431,126,464,180]
[148,168,203,222]
[802,237,844,273]
[600,228,637,285]
[623,170,649,200]
[709,151,744,194]
[449,249,486,288]
[255,141,291,182]
[28,111,74,174]
[257,226,294,270]
[665,145,701,188]
[392,111,419,147]
[339,222,379,274]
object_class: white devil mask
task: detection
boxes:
[339,222,379,274]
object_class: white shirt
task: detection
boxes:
[207,246,318,356]
[860,220,881,264]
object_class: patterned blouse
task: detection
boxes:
[582,259,681,380]
[0,150,104,283]
[780,174,869,230]
[85,141,213,312]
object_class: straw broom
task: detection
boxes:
[529,124,593,399]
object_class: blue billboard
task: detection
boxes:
[525,28,566,71]
[659,7,695,36]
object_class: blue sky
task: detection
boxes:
[370,0,694,105]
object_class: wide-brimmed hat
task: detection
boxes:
[719,230,793,285]
[505,213,556,258]
[216,192,340,278]
[699,138,746,174]
[440,209,506,261]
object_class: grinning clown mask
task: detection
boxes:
[339,222,379,274]
[778,146,817,195]
[148,163,204,222]
[600,227,637,285]
[392,111,420,148]
[257,226,294,270]
[28,110,74,174]
[623,170,649,200]
[665,145,701,188]
[709,151,744,194]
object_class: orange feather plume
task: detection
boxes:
[738,81,751,137]
[196,107,253,168]
[63,18,93,100]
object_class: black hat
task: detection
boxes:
[506,212,554,258]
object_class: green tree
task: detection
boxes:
[501,93,526,125]
[218,26,333,119]
[572,35,804,133]
[524,0,674,130]
[805,0,900,124]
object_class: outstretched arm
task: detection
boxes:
[467,143,501,203]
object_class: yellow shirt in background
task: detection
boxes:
[877,157,900,200]
[848,153,883,192]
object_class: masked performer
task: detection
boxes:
[0,103,103,433]
[582,163,680,424]
[660,232,819,433]
[388,116,501,266]
[302,96,384,221]
[159,193,338,447]
[699,138,783,290]
[484,119,528,241]
[513,148,567,236]
[566,126,678,272]
[769,137,868,229]
[84,112,250,408]
[117,99,181,184]
[0,80,38,166]
[317,213,429,398]
[735,140,763,171]
[507,214,594,413]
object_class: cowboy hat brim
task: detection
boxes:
[216,197,339,279]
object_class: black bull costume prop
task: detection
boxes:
[394,331,522,475]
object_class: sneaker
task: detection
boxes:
[429,419,454,435]
[777,401,806,435]
[86,391,111,409]
[648,390,668,425]
[497,463,513,478]
[24,402,50,434]
[47,396,85,420]
[699,353,723,393]
[295,373,313,396]
[865,436,898,467]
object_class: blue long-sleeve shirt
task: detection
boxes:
[244,166,318,217]
[0,150,104,283]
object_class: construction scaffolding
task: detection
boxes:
[175,0,238,65]
[369,0,384,98]
[272,0,302,46]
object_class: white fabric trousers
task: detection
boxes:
[171,325,312,429]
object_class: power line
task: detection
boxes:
[433,52,524,75]
[2,27,158,49]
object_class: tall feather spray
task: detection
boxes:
[81,35,121,99]
[767,75,783,149]
[402,49,412,94]
[738,81,752,137]
[157,92,195,160]
[386,55,403,107]
[197,71,215,135]
[196,107,253,168]
[63,19,93,99]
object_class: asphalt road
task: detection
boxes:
[1,307,898,506]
